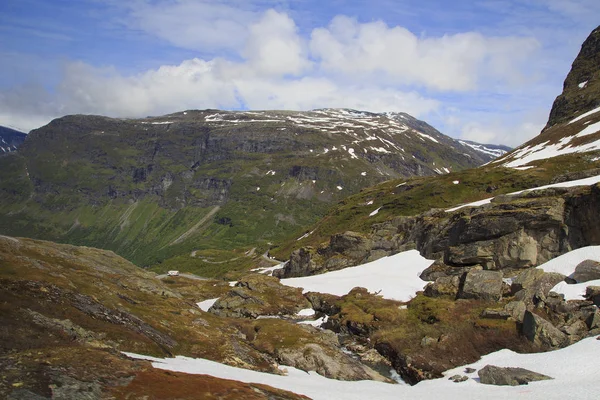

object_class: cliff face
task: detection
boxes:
[546,26,600,129]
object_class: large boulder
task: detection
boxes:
[458,270,503,301]
[512,270,566,306]
[572,260,600,283]
[478,365,553,386]
[522,311,569,348]
[424,276,460,298]
[276,342,388,382]
[273,247,318,278]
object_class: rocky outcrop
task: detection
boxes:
[478,365,552,386]
[276,341,388,382]
[279,184,600,278]
[209,274,310,318]
[511,269,566,306]
[522,311,569,348]
[545,25,600,128]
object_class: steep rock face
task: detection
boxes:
[276,184,600,278]
[546,25,600,129]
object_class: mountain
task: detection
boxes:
[0,125,27,154]
[0,108,500,274]
[494,25,600,169]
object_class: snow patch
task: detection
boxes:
[369,207,382,217]
[281,250,433,302]
[196,298,218,312]
[569,105,600,124]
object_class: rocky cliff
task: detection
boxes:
[546,25,600,129]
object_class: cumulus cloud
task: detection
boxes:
[310,16,540,91]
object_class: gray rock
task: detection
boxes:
[478,365,553,386]
[448,375,468,383]
[458,270,503,301]
[424,276,460,298]
[276,342,388,382]
[585,286,600,306]
[504,301,527,322]
[573,260,600,282]
[522,311,569,348]
[586,309,600,330]
[513,272,566,306]
[481,308,511,320]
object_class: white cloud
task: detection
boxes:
[123,0,259,52]
[310,16,540,91]
[243,10,311,77]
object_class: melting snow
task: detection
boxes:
[578,81,588,89]
[197,298,219,312]
[297,308,316,317]
[569,105,600,124]
[280,250,433,302]
[361,172,367,176]
[337,186,343,190]
[124,335,600,400]
[453,180,459,185]
[577,120,600,137]
[369,207,382,217]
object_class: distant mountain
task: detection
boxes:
[457,140,511,159]
[0,125,27,154]
[0,108,499,272]
[495,25,600,168]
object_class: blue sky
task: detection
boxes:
[0,0,598,146]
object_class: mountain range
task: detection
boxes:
[0,107,507,275]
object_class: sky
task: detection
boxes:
[0,0,598,146]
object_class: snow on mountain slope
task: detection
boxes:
[155,108,505,169]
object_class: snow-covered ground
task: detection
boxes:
[446,174,600,212]
[280,250,433,302]
[124,335,600,400]
[197,298,219,312]
[535,245,600,301]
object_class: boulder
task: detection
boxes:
[448,375,468,383]
[513,271,566,306]
[522,311,569,348]
[276,343,388,382]
[503,301,527,322]
[585,286,600,306]
[458,270,503,301]
[478,365,553,386]
[481,308,511,320]
[424,276,460,298]
[572,260,600,283]
[273,247,318,278]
